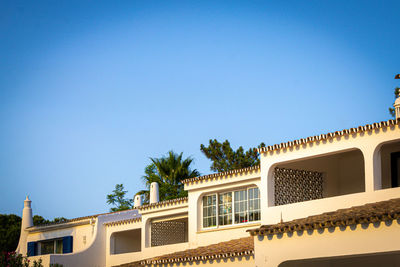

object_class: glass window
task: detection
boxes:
[248,188,260,222]
[202,187,260,229]
[203,195,216,228]
[234,190,248,223]
[40,240,54,255]
[218,192,232,226]
[39,239,63,255]
[55,239,63,254]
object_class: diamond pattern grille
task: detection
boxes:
[151,218,188,247]
[274,167,323,206]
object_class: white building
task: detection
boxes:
[16,96,400,267]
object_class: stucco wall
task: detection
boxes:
[260,124,400,225]
[254,219,400,267]
[27,223,94,253]
[188,177,261,247]
[280,251,400,267]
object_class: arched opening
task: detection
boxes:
[110,229,141,254]
[273,149,365,206]
[379,139,400,189]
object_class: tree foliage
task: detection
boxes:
[0,214,21,253]
[0,214,70,254]
[136,151,200,203]
[389,87,400,117]
[200,139,265,172]
[106,184,133,212]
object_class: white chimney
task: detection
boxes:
[394,95,400,119]
[16,196,34,255]
[134,194,142,207]
[150,182,159,204]
[395,74,400,119]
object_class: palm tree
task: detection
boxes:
[136,151,200,203]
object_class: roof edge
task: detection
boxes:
[258,118,400,154]
[182,165,260,184]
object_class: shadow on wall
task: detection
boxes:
[279,250,400,267]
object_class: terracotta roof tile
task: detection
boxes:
[115,237,253,267]
[182,165,260,184]
[183,119,400,185]
[29,209,138,228]
[104,217,142,227]
[248,198,400,236]
[258,118,400,154]
[137,197,188,210]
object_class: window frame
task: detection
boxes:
[38,238,63,255]
[201,186,260,229]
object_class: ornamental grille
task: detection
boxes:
[151,218,188,247]
[274,167,323,206]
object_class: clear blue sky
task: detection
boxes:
[1,0,399,219]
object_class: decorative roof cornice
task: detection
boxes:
[259,118,400,154]
[137,197,188,211]
[104,217,142,227]
[28,209,137,229]
[182,165,260,185]
[27,219,92,233]
[115,237,253,267]
[247,198,400,236]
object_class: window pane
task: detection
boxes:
[203,195,217,228]
[40,240,54,255]
[55,239,63,254]
[218,192,232,226]
[234,189,248,224]
[248,188,260,222]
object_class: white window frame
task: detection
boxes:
[201,187,260,229]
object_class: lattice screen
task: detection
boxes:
[274,167,323,206]
[151,218,188,247]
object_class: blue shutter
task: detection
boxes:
[62,236,73,254]
[27,242,37,256]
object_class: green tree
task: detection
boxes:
[52,217,68,223]
[33,215,49,226]
[200,139,265,172]
[136,151,200,203]
[389,87,400,117]
[0,214,21,253]
[106,184,133,212]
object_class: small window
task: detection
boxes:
[39,239,63,255]
[40,240,54,255]
[202,195,216,228]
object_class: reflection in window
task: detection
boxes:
[40,239,63,255]
[40,240,54,255]
[219,192,232,225]
[248,187,260,222]
[234,190,248,223]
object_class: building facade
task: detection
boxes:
[16,114,400,266]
